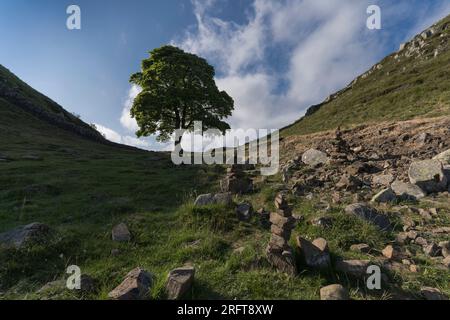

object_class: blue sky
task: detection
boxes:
[1,0,450,150]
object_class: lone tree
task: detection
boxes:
[129,45,234,148]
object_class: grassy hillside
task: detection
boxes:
[282,14,450,137]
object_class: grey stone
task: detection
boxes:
[433,149,450,165]
[302,149,329,167]
[408,160,447,193]
[112,223,131,242]
[0,222,51,249]
[165,266,195,300]
[391,180,426,200]
[344,203,391,231]
[350,243,371,253]
[236,203,253,221]
[194,193,232,206]
[296,237,331,270]
[108,268,152,300]
[335,260,371,278]
[372,174,395,187]
[423,243,441,257]
[320,284,349,300]
[421,287,448,300]
[371,188,397,203]
[438,241,450,258]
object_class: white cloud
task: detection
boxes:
[175,0,413,130]
[120,84,141,133]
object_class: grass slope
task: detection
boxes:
[282,14,450,137]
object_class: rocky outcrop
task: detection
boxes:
[0,223,51,249]
[194,193,232,206]
[408,159,448,193]
[344,203,391,231]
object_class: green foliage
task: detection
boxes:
[130,45,234,141]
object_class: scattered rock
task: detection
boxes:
[236,202,253,221]
[320,284,349,300]
[165,266,195,300]
[371,188,397,203]
[194,193,232,206]
[372,174,395,187]
[311,216,333,228]
[302,149,329,167]
[108,268,152,300]
[420,287,448,300]
[443,256,450,268]
[0,222,51,249]
[79,274,96,293]
[433,149,450,165]
[336,175,362,191]
[382,245,401,260]
[438,241,450,258]
[391,180,426,200]
[350,243,371,253]
[408,160,447,193]
[296,237,331,270]
[344,203,391,231]
[423,243,441,257]
[335,260,371,278]
[414,237,428,246]
[112,223,131,242]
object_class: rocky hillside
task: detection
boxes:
[0,64,105,143]
[282,14,450,137]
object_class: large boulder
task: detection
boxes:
[408,160,447,193]
[302,149,329,167]
[421,287,448,300]
[296,237,331,270]
[344,203,391,231]
[335,260,371,278]
[433,149,450,165]
[194,193,232,206]
[320,284,349,300]
[165,266,195,300]
[391,180,426,200]
[370,188,396,203]
[372,174,395,187]
[108,268,152,300]
[0,223,51,249]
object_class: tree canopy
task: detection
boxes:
[129,45,234,142]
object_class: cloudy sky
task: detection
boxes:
[1,0,450,150]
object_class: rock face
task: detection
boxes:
[344,203,391,231]
[408,160,447,193]
[0,223,51,249]
[108,268,152,300]
[320,284,349,300]
[165,266,195,300]
[112,223,131,242]
[194,193,232,206]
[266,194,297,276]
[296,237,331,270]
[302,149,329,167]
[391,180,426,200]
[371,188,396,203]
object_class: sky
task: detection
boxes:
[1,0,450,150]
